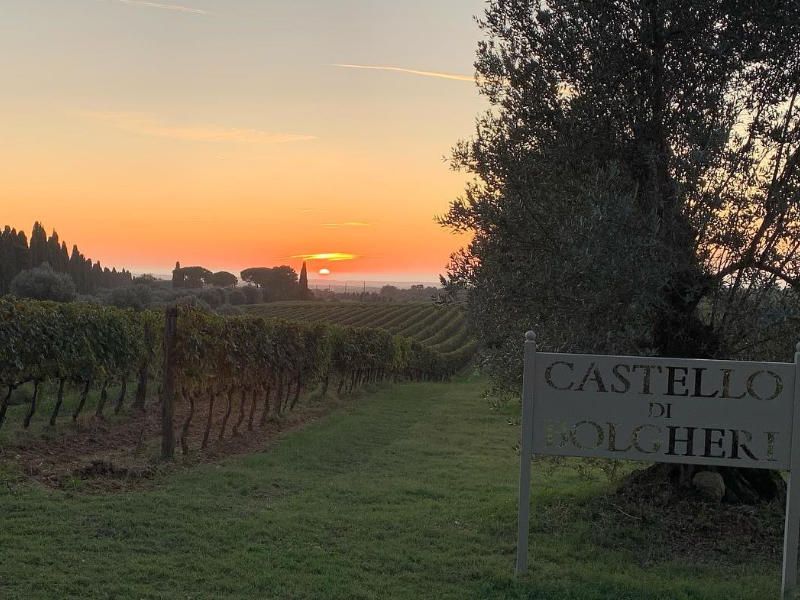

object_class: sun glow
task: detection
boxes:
[319,268,331,275]
[293,253,358,262]
[1,0,482,281]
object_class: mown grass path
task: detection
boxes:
[0,378,778,599]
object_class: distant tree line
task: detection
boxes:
[314,284,447,304]
[1,222,409,313]
[0,222,132,297]
[172,261,313,302]
[172,263,238,289]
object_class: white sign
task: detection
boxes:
[534,353,794,469]
[515,332,800,599]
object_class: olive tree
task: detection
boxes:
[441,0,800,502]
[10,263,76,302]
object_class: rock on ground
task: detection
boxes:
[693,470,725,503]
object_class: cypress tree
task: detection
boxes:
[29,222,47,267]
[299,261,310,299]
[82,256,93,293]
[91,261,103,290]
[59,241,69,273]
[46,230,64,273]
[15,230,30,272]
[0,227,16,294]
[68,245,84,293]
[172,261,184,288]
[0,221,132,294]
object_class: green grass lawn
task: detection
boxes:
[0,376,781,599]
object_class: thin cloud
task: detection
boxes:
[333,64,475,83]
[81,111,316,144]
[322,222,371,228]
[293,253,358,262]
[109,0,210,15]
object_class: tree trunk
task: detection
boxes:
[113,376,128,414]
[0,385,16,430]
[232,388,247,436]
[348,371,357,393]
[23,380,40,428]
[322,374,330,397]
[273,374,284,416]
[259,382,272,427]
[201,389,216,449]
[290,376,302,411]
[95,379,110,418]
[337,375,345,396]
[180,388,195,456]
[73,379,91,422]
[218,386,234,441]
[282,378,292,413]
[638,269,787,503]
[133,363,148,411]
[247,388,258,431]
[49,378,66,426]
[619,462,785,505]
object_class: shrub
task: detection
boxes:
[199,287,225,308]
[10,263,76,302]
[175,295,212,312]
[216,303,244,316]
[228,288,247,305]
[109,284,153,310]
[241,285,262,304]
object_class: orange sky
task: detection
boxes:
[1,1,485,282]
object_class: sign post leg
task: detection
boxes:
[782,343,800,599]
[516,331,537,575]
[783,471,800,598]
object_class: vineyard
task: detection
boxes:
[0,298,476,478]
[246,301,477,367]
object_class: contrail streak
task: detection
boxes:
[111,0,209,15]
[333,64,475,83]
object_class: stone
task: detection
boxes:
[693,470,725,502]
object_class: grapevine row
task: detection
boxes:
[0,299,159,429]
[0,300,462,451]
[245,302,477,374]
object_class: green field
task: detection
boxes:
[246,301,477,357]
[0,377,780,599]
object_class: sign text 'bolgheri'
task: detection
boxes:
[535,354,793,469]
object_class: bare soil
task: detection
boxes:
[0,389,358,491]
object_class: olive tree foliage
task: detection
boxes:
[209,271,238,288]
[441,0,800,392]
[10,263,77,302]
[110,284,153,310]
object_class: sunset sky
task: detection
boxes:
[0,0,486,282]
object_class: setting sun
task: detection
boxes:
[319,268,331,276]
[0,1,484,282]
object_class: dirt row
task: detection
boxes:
[0,389,356,491]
